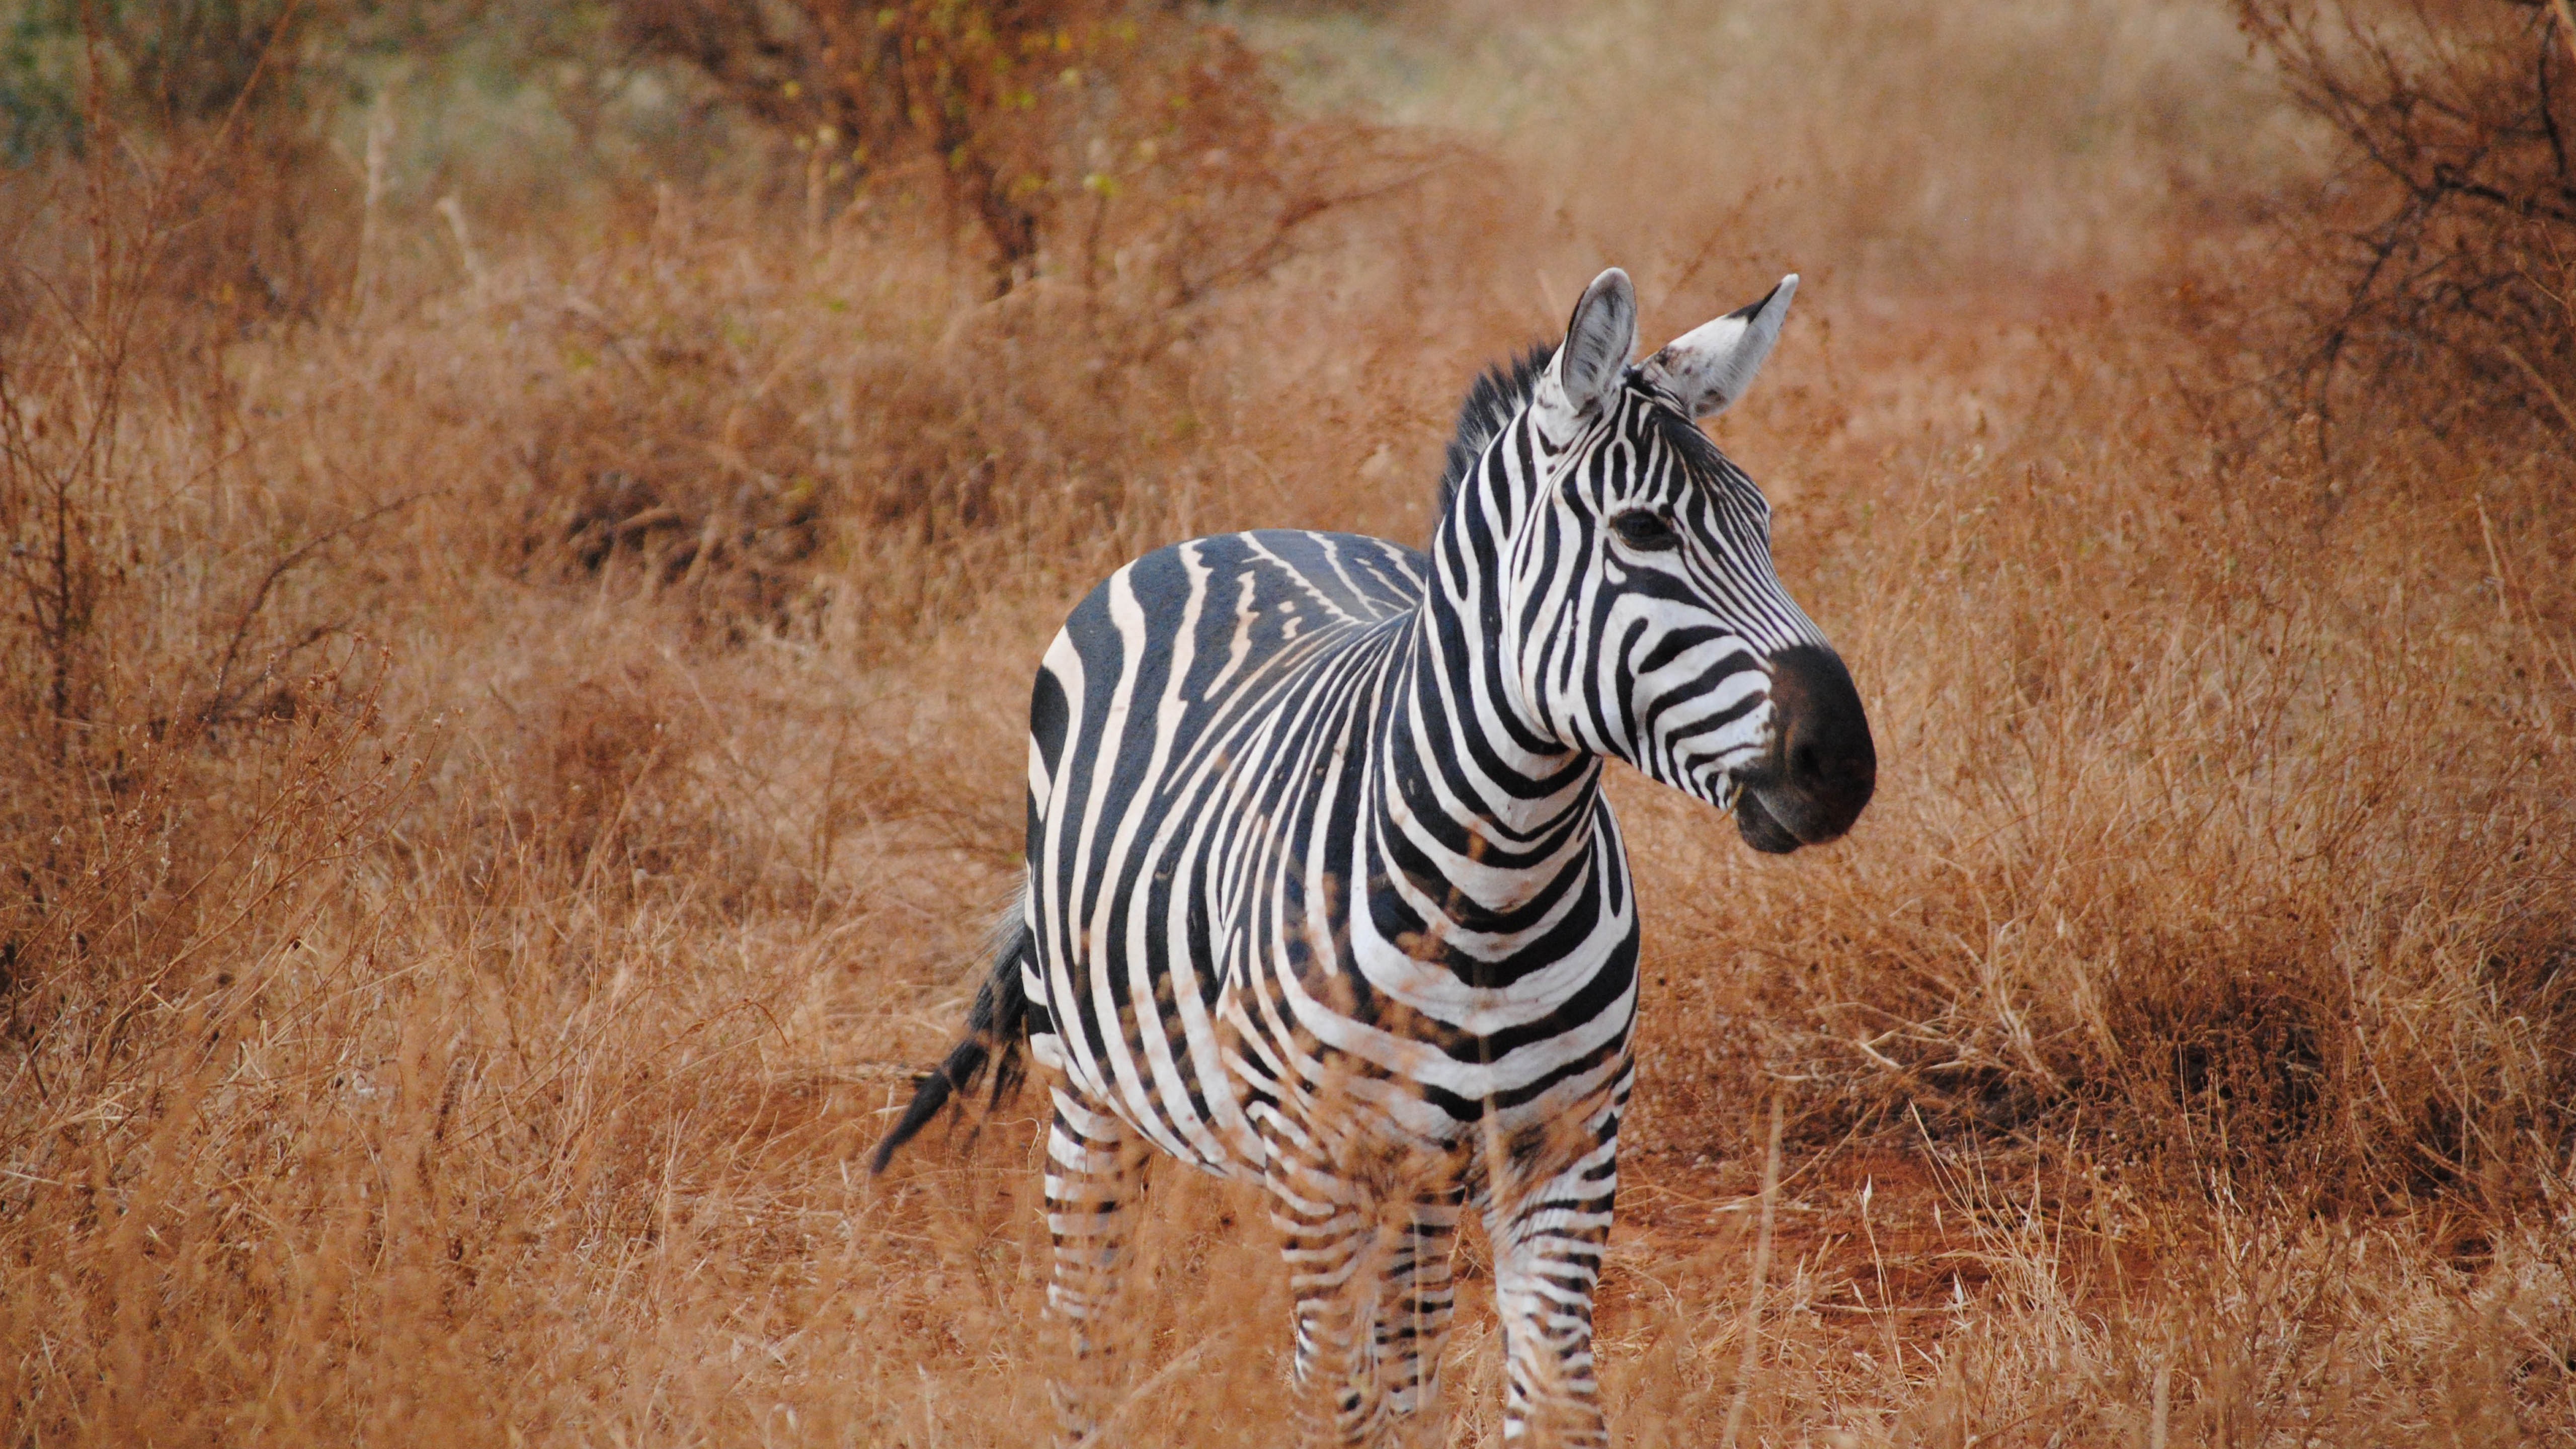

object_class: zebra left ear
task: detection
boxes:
[1641,274,1798,419]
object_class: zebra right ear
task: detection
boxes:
[1549,268,1638,418]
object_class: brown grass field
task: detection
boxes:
[4,1,2573,1443]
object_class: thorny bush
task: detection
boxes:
[2238,0,2576,452]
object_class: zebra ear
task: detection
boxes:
[1641,273,1798,419]
[1551,268,1638,417]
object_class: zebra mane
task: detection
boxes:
[1433,343,1743,529]
[1436,343,1557,521]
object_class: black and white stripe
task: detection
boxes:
[876,268,1875,1446]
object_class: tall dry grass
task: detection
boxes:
[4,1,2572,1444]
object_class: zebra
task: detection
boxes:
[872,267,1875,1446]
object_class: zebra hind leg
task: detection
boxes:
[1043,1085,1149,1445]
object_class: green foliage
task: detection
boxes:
[0,1,590,163]
[1,0,324,159]
[3,3,90,161]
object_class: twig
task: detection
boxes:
[437,196,488,290]
[1170,154,1451,309]
[2477,502,2517,634]
[2494,340,2576,437]
[352,89,396,317]
[2150,1356,2171,1449]
[202,492,428,723]
[1719,1095,1784,1449]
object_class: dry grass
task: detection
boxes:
[4,1,2573,1443]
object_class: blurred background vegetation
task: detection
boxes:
[1,1,2571,1443]
[5,0,2568,426]
[0,0,1393,313]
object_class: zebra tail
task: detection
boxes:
[868,918,1032,1174]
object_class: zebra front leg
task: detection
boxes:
[1267,1153,1393,1447]
[1371,1182,1464,1445]
[1484,1094,1624,1448]
[1043,1085,1148,1445]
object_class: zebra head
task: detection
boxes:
[1505,267,1874,853]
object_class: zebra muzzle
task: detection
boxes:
[1736,643,1875,854]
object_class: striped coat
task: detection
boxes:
[876,268,1875,1447]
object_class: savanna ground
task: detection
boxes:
[4,0,2574,1443]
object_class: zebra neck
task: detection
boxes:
[1386,407,1607,916]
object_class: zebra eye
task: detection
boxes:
[1608,510,1680,551]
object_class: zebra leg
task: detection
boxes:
[1267,1153,1392,1446]
[1375,1183,1465,1441]
[1483,1093,1625,1448]
[1043,1085,1147,1445]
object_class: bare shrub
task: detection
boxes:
[2237,0,2576,450]
[607,0,1414,296]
